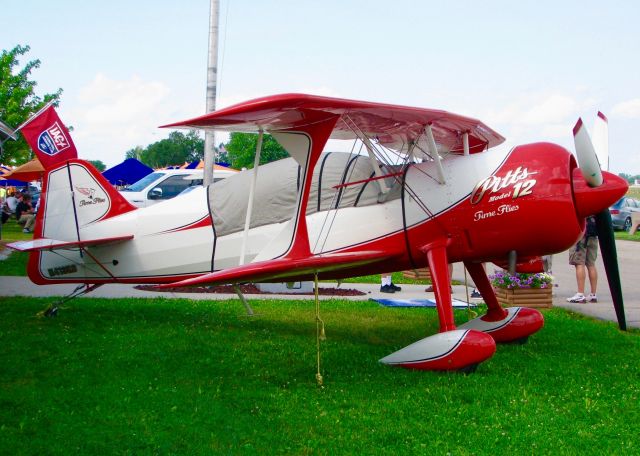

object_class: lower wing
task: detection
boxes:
[156,250,393,289]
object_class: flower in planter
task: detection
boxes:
[489,271,553,289]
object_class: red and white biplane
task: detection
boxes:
[9,94,628,373]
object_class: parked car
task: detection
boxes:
[120,168,236,208]
[609,197,640,231]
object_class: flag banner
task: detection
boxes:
[18,105,78,169]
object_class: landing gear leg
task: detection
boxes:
[423,239,456,333]
[379,239,496,371]
[459,262,544,343]
[464,261,507,321]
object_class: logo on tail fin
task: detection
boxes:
[75,185,105,207]
[75,186,96,199]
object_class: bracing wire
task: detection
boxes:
[310,113,454,253]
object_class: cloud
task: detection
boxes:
[611,98,640,119]
[478,91,599,146]
[69,73,174,166]
[216,86,342,110]
[485,93,581,126]
[77,73,170,124]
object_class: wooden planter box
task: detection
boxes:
[402,268,431,281]
[494,287,553,309]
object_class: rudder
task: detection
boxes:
[36,159,136,241]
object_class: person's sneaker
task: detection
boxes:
[390,283,402,292]
[470,289,482,299]
[424,285,453,293]
[22,228,31,233]
[380,285,395,293]
[566,293,586,303]
[587,293,598,303]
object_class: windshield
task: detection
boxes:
[121,172,165,192]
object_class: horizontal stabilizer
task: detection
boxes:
[156,250,393,289]
[7,234,134,252]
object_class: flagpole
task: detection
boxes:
[14,100,56,131]
[203,0,219,187]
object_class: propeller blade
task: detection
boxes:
[592,111,609,172]
[573,118,603,187]
[594,210,627,330]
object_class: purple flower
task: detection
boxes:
[489,271,554,289]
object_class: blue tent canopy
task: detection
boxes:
[1,179,28,186]
[102,158,153,186]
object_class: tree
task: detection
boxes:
[619,173,640,185]
[88,160,106,171]
[225,132,288,169]
[0,45,62,165]
[125,146,145,161]
[127,130,204,169]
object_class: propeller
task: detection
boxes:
[572,116,626,330]
[573,118,603,187]
[592,111,609,172]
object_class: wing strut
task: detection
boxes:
[462,131,470,156]
[425,124,446,184]
[239,129,264,265]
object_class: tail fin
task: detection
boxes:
[35,159,136,241]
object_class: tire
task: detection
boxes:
[624,217,632,232]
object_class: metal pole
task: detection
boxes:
[203,0,220,186]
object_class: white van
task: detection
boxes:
[120,168,236,208]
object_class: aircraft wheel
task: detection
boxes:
[380,329,496,371]
[44,306,59,318]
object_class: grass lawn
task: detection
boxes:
[615,230,640,242]
[336,271,438,285]
[0,249,29,275]
[1,296,638,454]
[626,187,640,200]
[0,218,31,275]
[0,216,33,243]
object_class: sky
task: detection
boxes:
[3,0,640,174]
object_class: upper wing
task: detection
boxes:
[163,93,504,155]
[156,250,393,289]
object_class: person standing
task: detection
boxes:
[567,216,599,303]
[380,273,401,293]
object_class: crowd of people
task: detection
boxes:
[1,188,38,233]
